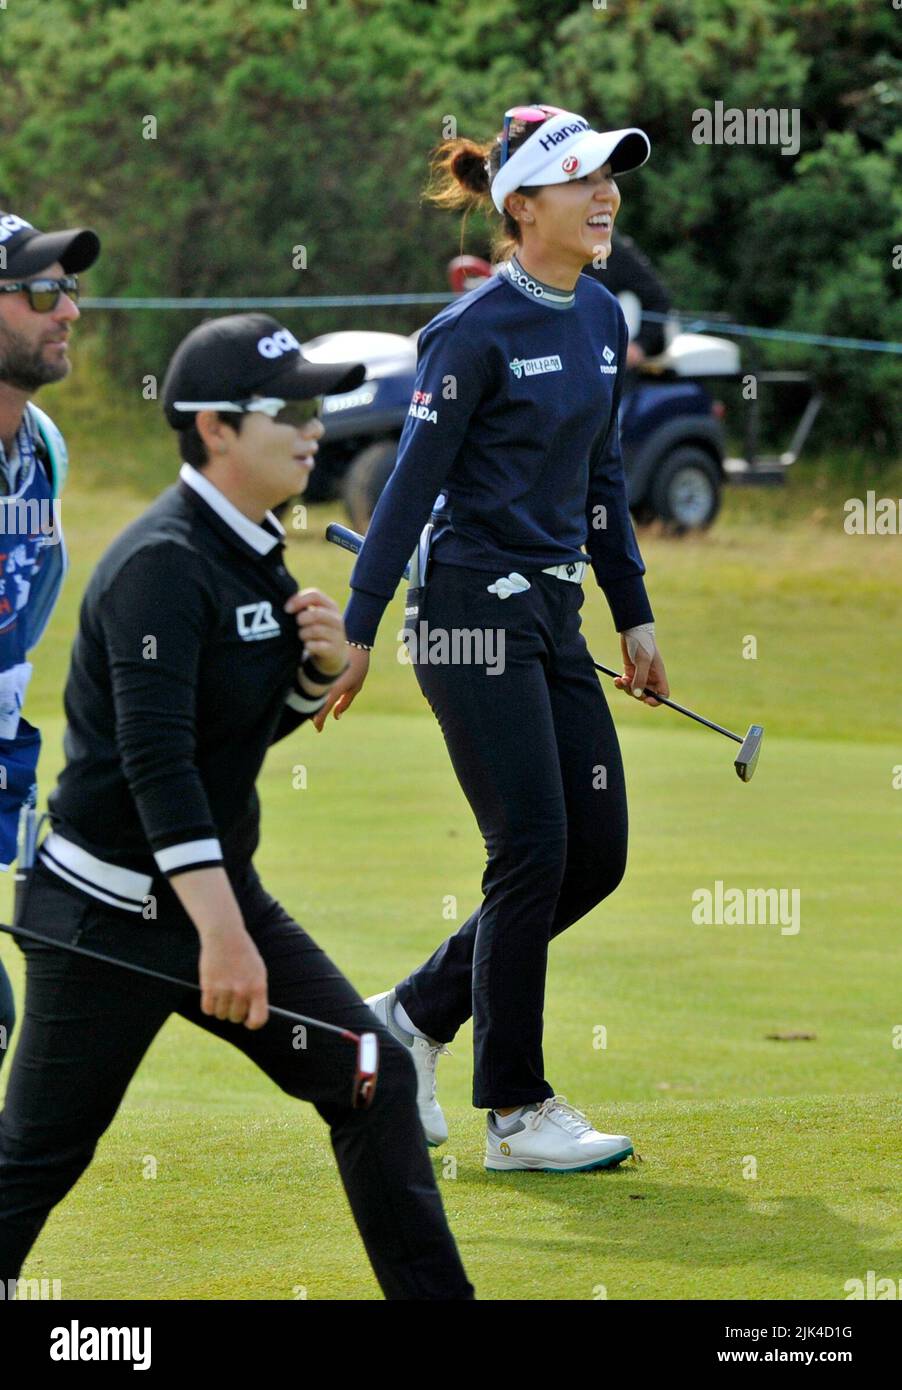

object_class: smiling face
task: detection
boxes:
[0,260,80,391]
[507,163,622,272]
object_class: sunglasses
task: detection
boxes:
[173,396,323,425]
[499,104,566,168]
[0,275,80,313]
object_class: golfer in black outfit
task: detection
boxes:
[0,314,473,1300]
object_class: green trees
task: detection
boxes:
[1,0,898,448]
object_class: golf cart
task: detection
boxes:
[302,260,822,532]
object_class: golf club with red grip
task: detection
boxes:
[0,918,379,1107]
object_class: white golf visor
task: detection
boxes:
[490,110,651,213]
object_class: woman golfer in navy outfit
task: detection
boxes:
[318,105,670,1172]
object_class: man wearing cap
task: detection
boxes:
[0,212,100,1074]
[0,313,474,1299]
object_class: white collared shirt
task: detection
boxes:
[178,462,286,555]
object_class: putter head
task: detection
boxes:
[734,725,764,782]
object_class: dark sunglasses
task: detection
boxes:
[0,275,80,313]
[261,397,324,427]
[172,396,324,425]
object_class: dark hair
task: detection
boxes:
[177,411,245,469]
[425,113,554,262]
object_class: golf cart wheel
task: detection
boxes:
[342,441,398,532]
[649,447,721,531]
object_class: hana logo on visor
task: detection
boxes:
[562,155,580,175]
[538,118,589,152]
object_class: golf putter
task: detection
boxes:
[592,662,764,782]
[324,523,763,782]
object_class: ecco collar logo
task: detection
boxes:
[507,265,545,298]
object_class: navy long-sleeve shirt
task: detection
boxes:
[344,257,653,648]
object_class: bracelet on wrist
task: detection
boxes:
[299,654,349,687]
[347,640,373,652]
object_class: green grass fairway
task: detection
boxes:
[1,467,901,1301]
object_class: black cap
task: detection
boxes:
[0,211,101,277]
[162,313,367,429]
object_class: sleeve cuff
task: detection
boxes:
[598,573,654,632]
[343,589,388,648]
[154,837,224,877]
[285,686,329,714]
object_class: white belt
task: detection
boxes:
[541,560,587,584]
[39,831,153,914]
[487,561,588,600]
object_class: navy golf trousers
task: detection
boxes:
[396,561,629,1109]
[0,958,13,1075]
[0,863,473,1300]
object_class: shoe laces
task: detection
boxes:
[527,1095,594,1137]
[422,1041,451,1074]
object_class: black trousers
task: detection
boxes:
[397,561,629,1110]
[0,863,473,1300]
[0,958,13,1075]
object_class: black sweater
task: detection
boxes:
[40,465,325,915]
[582,234,671,358]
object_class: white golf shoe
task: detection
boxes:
[485,1095,633,1172]
[365,988,450,1147]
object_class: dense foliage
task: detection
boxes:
[1,0,899,448]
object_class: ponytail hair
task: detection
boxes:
[425,113,554,263]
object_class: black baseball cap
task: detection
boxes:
[162,313,367,429]
[0,211,101,277]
